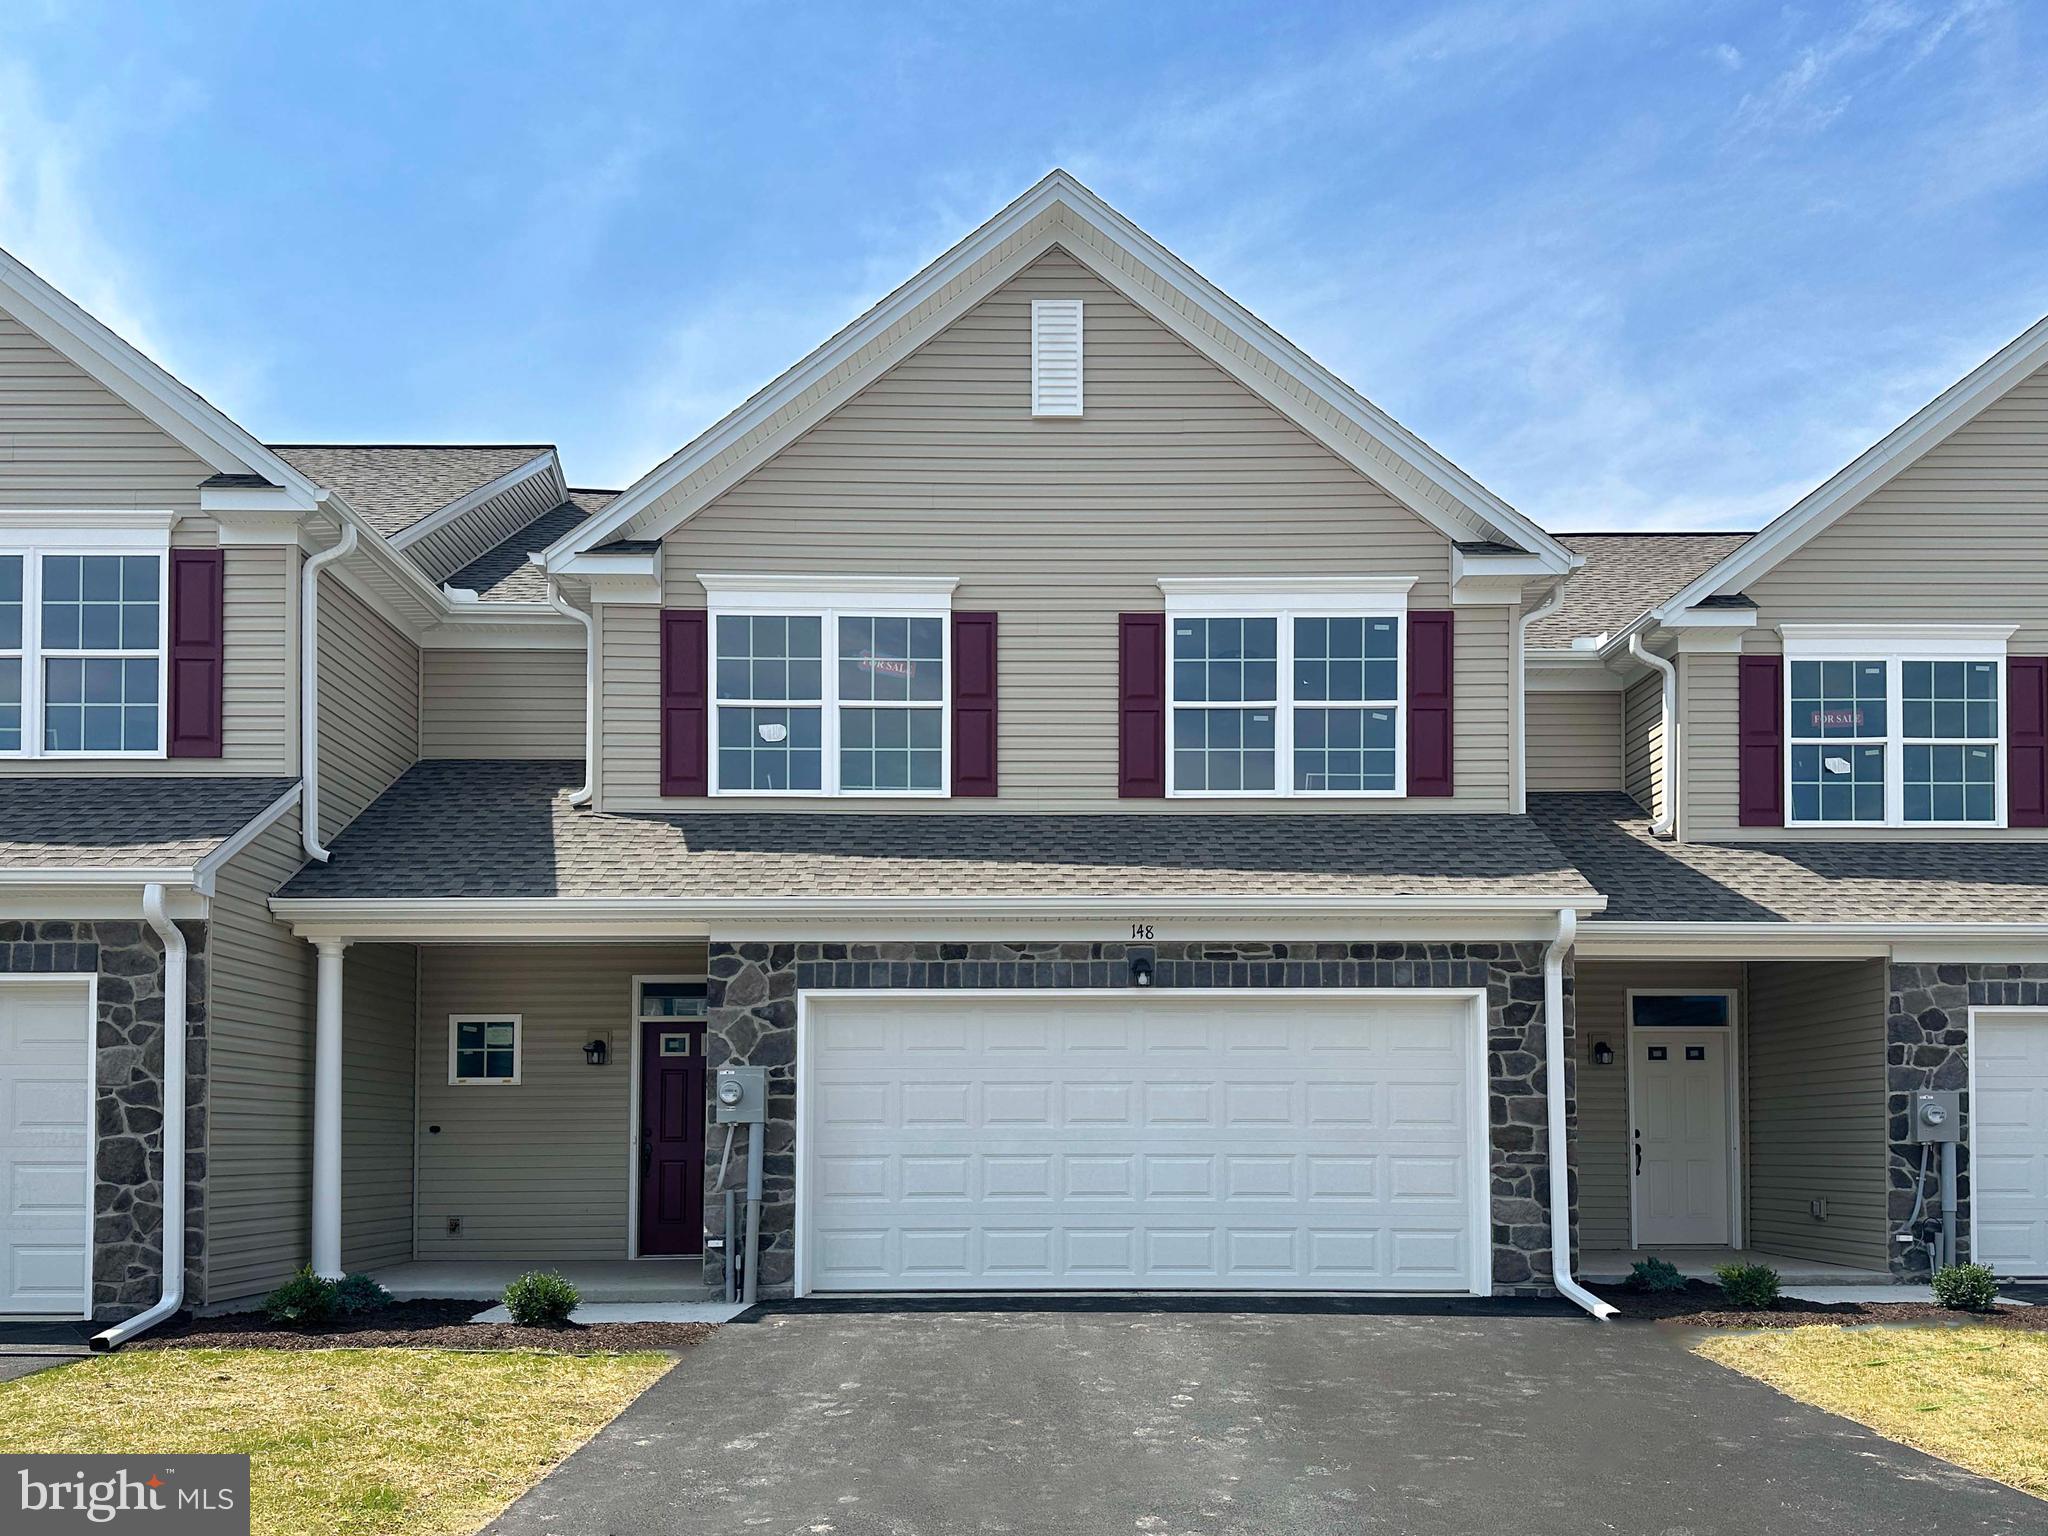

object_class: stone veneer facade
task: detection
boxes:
[0,918,207,1320]
[1884,961,2048,1278]
[704,939,1572,1298]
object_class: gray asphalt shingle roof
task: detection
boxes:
[268,445,550,539]
[447,490,621,603]
[278,761,1599,904]
[0,777,296,871]
[1530,792,2048,925]
[1529,532,1753,649]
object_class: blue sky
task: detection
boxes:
[1,1,2043,531]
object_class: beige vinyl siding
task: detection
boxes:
[1744,959,1889,1268]
[421,648,586,759]
[599,249,1511,814]
[1623,670,1664,820]
[5,544,296,775]
[1573,960,1745,1253]
[316,580,419,840]
[403,463,564,586]
[414,944,705,1260]
[341,944,417,1272]
[204,807,313,1303]
[1687,359,2048,839]
[1526,690,1622,792]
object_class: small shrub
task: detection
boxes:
[1714,1262,1781,1310]
[1932,1263,2000,1312]
[1628,1257,1688,1294]
[333,1272,392,1317]
[503,1270,580,1328]
[263,1266,338,1327]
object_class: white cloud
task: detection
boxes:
[1708,42,1744,71]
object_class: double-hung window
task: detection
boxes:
[0,529,169,758]
[1783,626,2012,828]
[1161,578,1411,798]
[704,577,955,797]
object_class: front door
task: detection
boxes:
[1632,1028,1733,1247]
[638,1022,705,1256]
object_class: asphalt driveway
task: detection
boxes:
[488,1303,2043,1535]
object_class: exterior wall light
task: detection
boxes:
[584,1038,609,1066]
[1592,1040,1615,1067]
[1130,955,1154,988]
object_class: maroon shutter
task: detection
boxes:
[951,611,999,797]
[1118,613,1166,798]
[166,548,224,758]
[659,610,709,797]
[1738,654,1784,827]
[1406,610,1454,797]
[2009,657,2048,828]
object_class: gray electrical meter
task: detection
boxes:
[1909,1089,1961,1143]
[714,1065,767,1125]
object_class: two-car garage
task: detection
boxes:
[797,991,1492,1296]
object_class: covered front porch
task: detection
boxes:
[368,1259,719,1303]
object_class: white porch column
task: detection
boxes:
[311,937,350,1279]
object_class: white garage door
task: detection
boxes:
[800,992,1487,1294]
[1974,1012,2048,1277]
[0,979,93,1317]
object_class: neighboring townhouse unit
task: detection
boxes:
[4,171,2047,1332]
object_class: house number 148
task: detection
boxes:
[1129,923,1154,940]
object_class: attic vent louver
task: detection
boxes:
[1031,299,1083,417]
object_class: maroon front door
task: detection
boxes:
[638,1022,706,1255]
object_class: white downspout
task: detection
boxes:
[1514,578,1568,814]
[301,520,360,860]
[92,884,188,1349]
[1544,907,1616,1321]
[1628,632,1677,838]
[542,572,595,807]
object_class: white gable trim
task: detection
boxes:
[544,171,1574,573]
[1652,311,2048,625]
[389,450,564,550]
[0,245,322,506]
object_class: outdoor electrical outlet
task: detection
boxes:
[447,1216,463,1236]
[1809,1197,1828,1222]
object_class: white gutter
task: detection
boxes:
[300,518,359,861]
[1627,633,1677,838]
[92,884,187,1349]
[541,572,596,808]
[1544,907,1615,1321]
[1514,578,1569,814]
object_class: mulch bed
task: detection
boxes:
[134,1298,714,1354]
[1595,1279,2048,1330]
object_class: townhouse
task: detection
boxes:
[2,172,2045,1331]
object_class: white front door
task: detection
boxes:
[801,992,1488,1294]
[1632,1028,1733,1247]
[0,980,93,1317]
[1973,1013,2048,1277]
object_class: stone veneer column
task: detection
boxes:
[704,940,1572,1299]
[0,918,208,1319]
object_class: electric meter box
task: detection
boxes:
[1909,1089,1962,1144]
[714,1065,768,1126]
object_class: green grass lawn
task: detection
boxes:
[0,1347,673,1536]
[1699,1327,2048,1501]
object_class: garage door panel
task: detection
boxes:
[804,994,1484,1293]
[1973,1015,2048,1277]
[1,982,92,1318]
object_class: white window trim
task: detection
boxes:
[0,527,172,760]
[1160,580,1415,800]
[448,1013,522,1085]
[702,576,958,799]
[1781,625,2017,830]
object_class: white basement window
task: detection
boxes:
[1160,577,1415,798]
[702,576,958,797]
[449,1015,521,1085]
[1783,624,2015,828]
[0,531,169,757]
[1031,299,1083,417]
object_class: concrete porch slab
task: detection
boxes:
[468,1300,749,1325]
[1581,1248,1890,1285]
[370,1259,719,1304]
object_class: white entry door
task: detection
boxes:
[1631,1028,1734,1247]
[801,992,1487,1294]
[1973,1012,2048,1276]
[0,980,93,1317]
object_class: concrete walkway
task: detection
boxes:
[487,1306,2043,1535]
